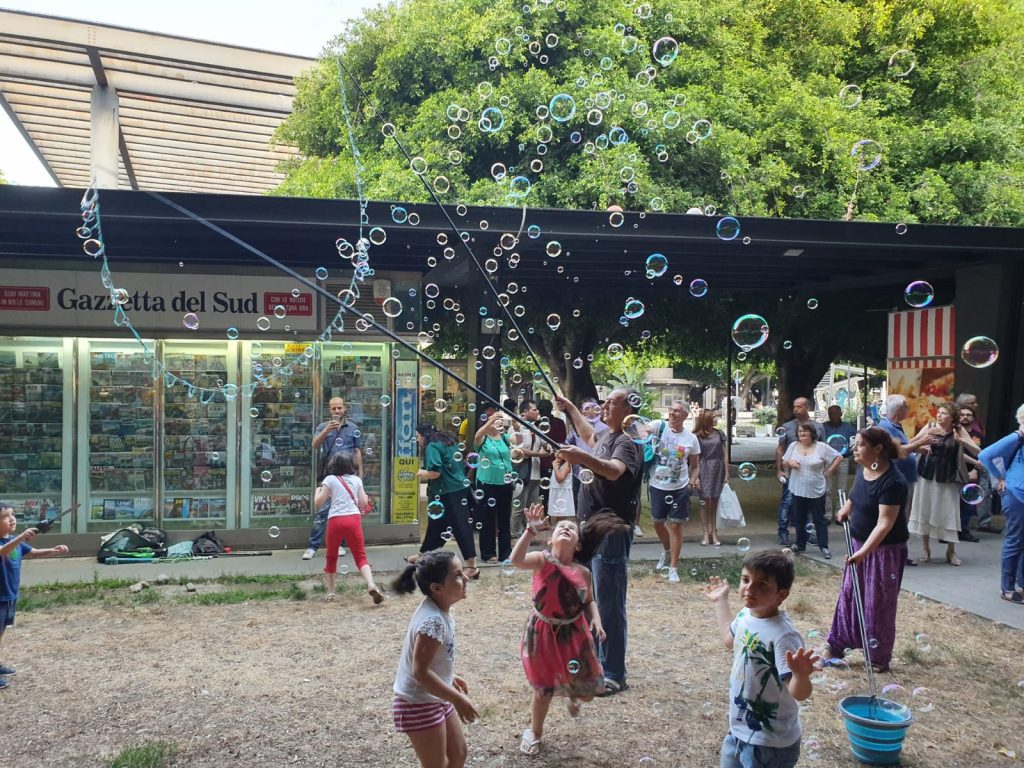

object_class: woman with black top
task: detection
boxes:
[820,427,909,673]
[908,403,980,566]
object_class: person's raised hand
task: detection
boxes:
[53,544,69,554]
[785,647,820,677]
[705,575,729,603]
[556,445,587,465]
[525,502,549,531]
[21,527,38,542]
[554,394,574,414]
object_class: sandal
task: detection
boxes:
[464,567,481,581]
[520,728,541,756]
[712,537,722,547]
[919,552,931,564]
[368,586,384,605]
[325,592,336,602]
[596,677,628,697]
[1001,591,1024,605]
[700,536,709,547]
[946,553,962,567]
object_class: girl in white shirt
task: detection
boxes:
[391,550,478,768]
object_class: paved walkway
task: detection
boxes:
[23,527,1022,632]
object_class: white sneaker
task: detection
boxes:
[634,525,644,538]
[338,546,347,557]
[302,548,316,560]
[656,551,670,571]
[666,567,680,584]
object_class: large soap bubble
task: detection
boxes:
[731,314,770,352]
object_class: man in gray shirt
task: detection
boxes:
[774,397,824,546]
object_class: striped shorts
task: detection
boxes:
[392,696,455,733]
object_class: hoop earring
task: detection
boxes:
[870,461,879,471]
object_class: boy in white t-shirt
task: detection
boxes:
[706,551,818,768]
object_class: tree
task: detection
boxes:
[273,0,1024,409]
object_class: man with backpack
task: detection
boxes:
[646,403,701,583]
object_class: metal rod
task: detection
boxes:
[841,511,877,699]
[144,191,561,451]
[333,57,560,399]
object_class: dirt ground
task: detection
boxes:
[2,561,1023,768]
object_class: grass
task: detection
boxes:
[104,741,175,768]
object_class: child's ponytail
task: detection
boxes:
[390,549,457,596]
[576,510,632,563]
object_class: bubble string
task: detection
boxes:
[144,190,562,450]
[78,186,254,402]
[333,56,562,399]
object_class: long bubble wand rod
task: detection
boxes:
[839,491,878,700]
[333,56,562,399]
[145,191,561,450]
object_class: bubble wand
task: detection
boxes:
[333,56,562,400]
[144,190,561,451]
[838,489,878,700]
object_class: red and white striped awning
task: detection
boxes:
[887,306,955,368]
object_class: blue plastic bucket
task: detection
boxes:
[839,695,914,766]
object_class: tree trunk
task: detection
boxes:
[775,348,834,423]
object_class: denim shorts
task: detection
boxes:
[0,600,15,628]
[720,733,800,768]
[649,486,690,522]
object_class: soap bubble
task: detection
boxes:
[645,253,668,278]
[868,637,879,650]
[826,434,848,453]
[391,206,408,224]
[803,737,821,761]
[434,398,449,413]
[896,223,909,235]
[716,217,741,241]
[731,314,770,352]
[546,241,562,257]
[382,297,403,318]
[652,36,679,66]
[783,340,793,350]
[182,312,199,330]
[501,559,515,577]
[806,298,819,310]
[567,659,581,674]
[911,687,934,713]
[738,462,757,481]
[549,93,577,122]
[256,316,271,331]
[960,483,984,505]
[623,298,645,319]
[838,84,862,108]
[260,470,272,483]
[700,702,714,717]
[579,468,595,484]
[888,49,916,77]
[623,414,652,444]
[479,107,505,132]
[961,336,999,368]
[607,343,624,360]
[427,500,445,520]
[850,139,882,171]
[689,279,708,298]
[315,266,329,280]
[904,281,934,308]
[736,537,751,553]
[268,526,280,538]
[226,327,239,340]
[380,394,392,406]
[546,313,561,330]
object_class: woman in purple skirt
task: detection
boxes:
[820,427,909,673]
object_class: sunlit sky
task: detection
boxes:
[0,1,382,185]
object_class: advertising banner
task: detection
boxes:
[886,306,955,438]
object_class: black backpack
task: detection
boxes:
[191,530,226,556]
[138,526,168,550]
[97,526,167,563]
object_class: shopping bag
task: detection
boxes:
[717,484,746,528]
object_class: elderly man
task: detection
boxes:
[303,397,361,560]
[774,397,824,546]
[556,388,643,696]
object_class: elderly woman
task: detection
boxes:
[908,403,980,566]
[979,403,1024,604]
[821,427,909,673]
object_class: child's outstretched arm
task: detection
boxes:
[509,503,548,571]
[411,633,479,724]
[784,647,819,701]
[0,527,36,558]
[705,576,734,649]
[25,542,69,558]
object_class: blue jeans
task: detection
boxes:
[720,734,800,768]
[776,482,793,540]
[591,528,631,683]
[307,502,329,550]
[999,491,1024,594]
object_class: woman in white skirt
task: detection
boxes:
[909,403,980,566]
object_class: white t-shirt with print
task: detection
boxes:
[649,421,701,491]
[393,598,456,704]
[728,608,804,748]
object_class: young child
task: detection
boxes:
[511,502,629,756]
[547,456,575,518]
[0,504,68,690]
[391,550,477,768]
[706,550,818,768]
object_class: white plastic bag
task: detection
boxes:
[717,484,746,528]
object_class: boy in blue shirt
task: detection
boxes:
[0,503,68,690]
[707,551,818,768]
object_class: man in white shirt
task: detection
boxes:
[649,402,701,583]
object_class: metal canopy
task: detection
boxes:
[0,8,313,194]
[1,187,1022,300]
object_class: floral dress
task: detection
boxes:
[520,552,603,698]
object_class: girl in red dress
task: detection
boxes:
[509,502,631,756]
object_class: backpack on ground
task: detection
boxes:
[191,530,226,556]
[97,525,166,563]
